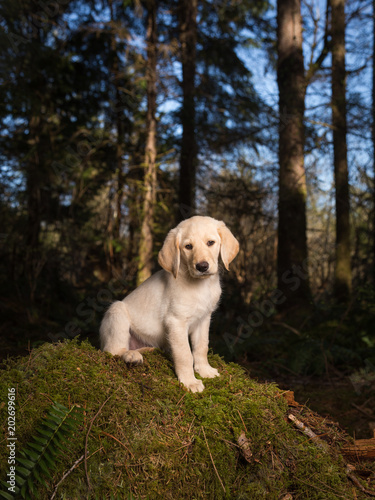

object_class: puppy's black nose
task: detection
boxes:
[196,261,209,273]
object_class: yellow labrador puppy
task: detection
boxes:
[100,216,239,392]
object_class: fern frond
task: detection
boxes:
[0,490,14,500]
[0,402,83,499]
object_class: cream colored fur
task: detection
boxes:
[99,216,239,393]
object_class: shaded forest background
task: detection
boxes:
[0,0,375,396]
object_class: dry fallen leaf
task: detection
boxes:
[238,431,253,463]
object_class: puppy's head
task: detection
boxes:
[158,216,239,279]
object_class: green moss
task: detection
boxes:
[0,340,356,499]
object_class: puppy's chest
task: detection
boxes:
[179,281,221,321]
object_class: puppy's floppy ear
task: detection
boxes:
[158,228,181,278]
[217,223,239,271]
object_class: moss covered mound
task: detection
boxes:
[0,340,356,499]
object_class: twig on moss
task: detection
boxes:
[213,430,240,449]
[288,414,328,450]
[40,392,55,404]
[237,409,248,433]
[187,416,196,434]
[136,381,152,395]
[172,441,194,453]
[50,448,102,500]
[85,395,112,492]
[50,454,84,500]
[100,431,135,458]
[346,464,375,497]
[176,392,187,406]
[201,426,226,494]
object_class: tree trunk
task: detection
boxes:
[178,0,197,218]
[276,0,311,309]
[26,25,44,265]
[25,33,47,301]
[26,116,42,254]
[137,0,158,285]
[331,0,351,301]
[108,0,125,272]
[373,0,375,285]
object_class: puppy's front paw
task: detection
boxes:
[122,350,144,365]
[195,364,220,379]
[181,378,205,393]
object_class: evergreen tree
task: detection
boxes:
[0,0,145,296]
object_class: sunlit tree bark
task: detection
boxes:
[138,0,158,284]
[276,0,311,308]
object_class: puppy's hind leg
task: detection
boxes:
[99,301,144,365]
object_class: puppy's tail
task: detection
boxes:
[99,301,130,354]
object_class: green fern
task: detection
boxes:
[0,401,83,500]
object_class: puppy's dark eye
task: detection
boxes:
[185,244,193,250]
[207,240,215,246]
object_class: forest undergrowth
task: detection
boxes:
[1,340,374,499]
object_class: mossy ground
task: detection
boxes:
[0,340,368,499]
